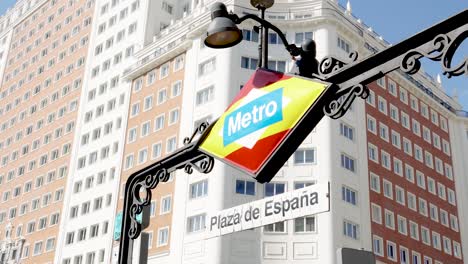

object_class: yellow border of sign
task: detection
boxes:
[200,77,326,159]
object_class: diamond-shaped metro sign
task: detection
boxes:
[200,68,336,183]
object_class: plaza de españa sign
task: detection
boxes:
[200,69,336,183]
[206,183,329,238]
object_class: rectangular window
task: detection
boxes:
[190,180,208,199]
[160,196,171,214]
[196,86,214,105]
[340,153,355,172]
[294,216,315,232]
[294,149,315,164]
[264,182,285,197]
[340,123,354,140]
[235,179,255,195]
[341,186,357,205]
[397,215,407,235]
[199,57,216,77]
[343,220,359,239]
[371,203,382,224]
[157,227,169,246]
[187,214,206,233]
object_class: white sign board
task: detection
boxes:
[206,183,329,238]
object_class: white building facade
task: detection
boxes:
[55,0,151,263]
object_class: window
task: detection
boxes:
[294,149,315,164]
[397,215,407,235]
[33,241,43,256]
[409,221,419,240]
[340,154,355,172]
[400,246,409,264]
[385,209,395,230]
[294,216,315,232]
[337,36,350,53]
[143,96,153,111]
[340,123,354,140]
[130,103,140,117]
[418,198,428,216]
[160,196,171,214]
[295,31,313,43]
[371,203,382,224]
[138,148,148,164]
[412,252,421,264]
[407,192,416,211]
[166,137,177,153]
[342,186,357,205]
[421,226,431,245]
[187,214,206,233]
[264,182,285,197]
[171,81,182,97]
[264,221,286,233]
[174,55,184,71]
[368,115,378,134]
[146,71,156,86]
[343,220,358,239]
[379,123,389,141]
[190,180,208,199]
[141,122,151,137]
[432,231,441,250]
[196,86,214,105]
[373,235,383,256]
[169,109,179,125]
[387,241,397,261]
[157,227,169,246]
[294,182,315,189]
[395,186,405,205]
[240,57,258,70]
[160,63,170,79]
[154,114,165,131]
[405,164,414,183]
[125,154,134,170]
[235,179,255,195]
[157,89,167,104]
[199,57,216,76]
[128,128,137,143]
[383,180,393,199]
[151,142,162,160]
[370,173,380,193]
[45,237,55,251]
[378,96,387,114]
[381,150,391,170]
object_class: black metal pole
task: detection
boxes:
[260,7,268,69]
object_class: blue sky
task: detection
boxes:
[1,0,466,109]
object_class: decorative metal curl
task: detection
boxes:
[183,121,210,145]
[319,51,359,77]
[128,168,170,239]
[401,31,467,78]
[324,84,369,119]
[184,154,215,174]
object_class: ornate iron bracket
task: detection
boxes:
[401,31,468,78]
[319,51,359,78]
[119,122,215,263]
[323,84,369,119]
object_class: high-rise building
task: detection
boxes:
[0,0,466,264]
[0,0,94,262]
[117,1,467,264]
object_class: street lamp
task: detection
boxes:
[204,1,318,76]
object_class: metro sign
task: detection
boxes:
[200,68,337,182]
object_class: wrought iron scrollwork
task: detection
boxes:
[319,51,359,78]
[183,121,210,145]
[401,30,467,78]
[128,168,169,239]
[184,154,215,174]
[323,84,369,119]
[124,120,215,243]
